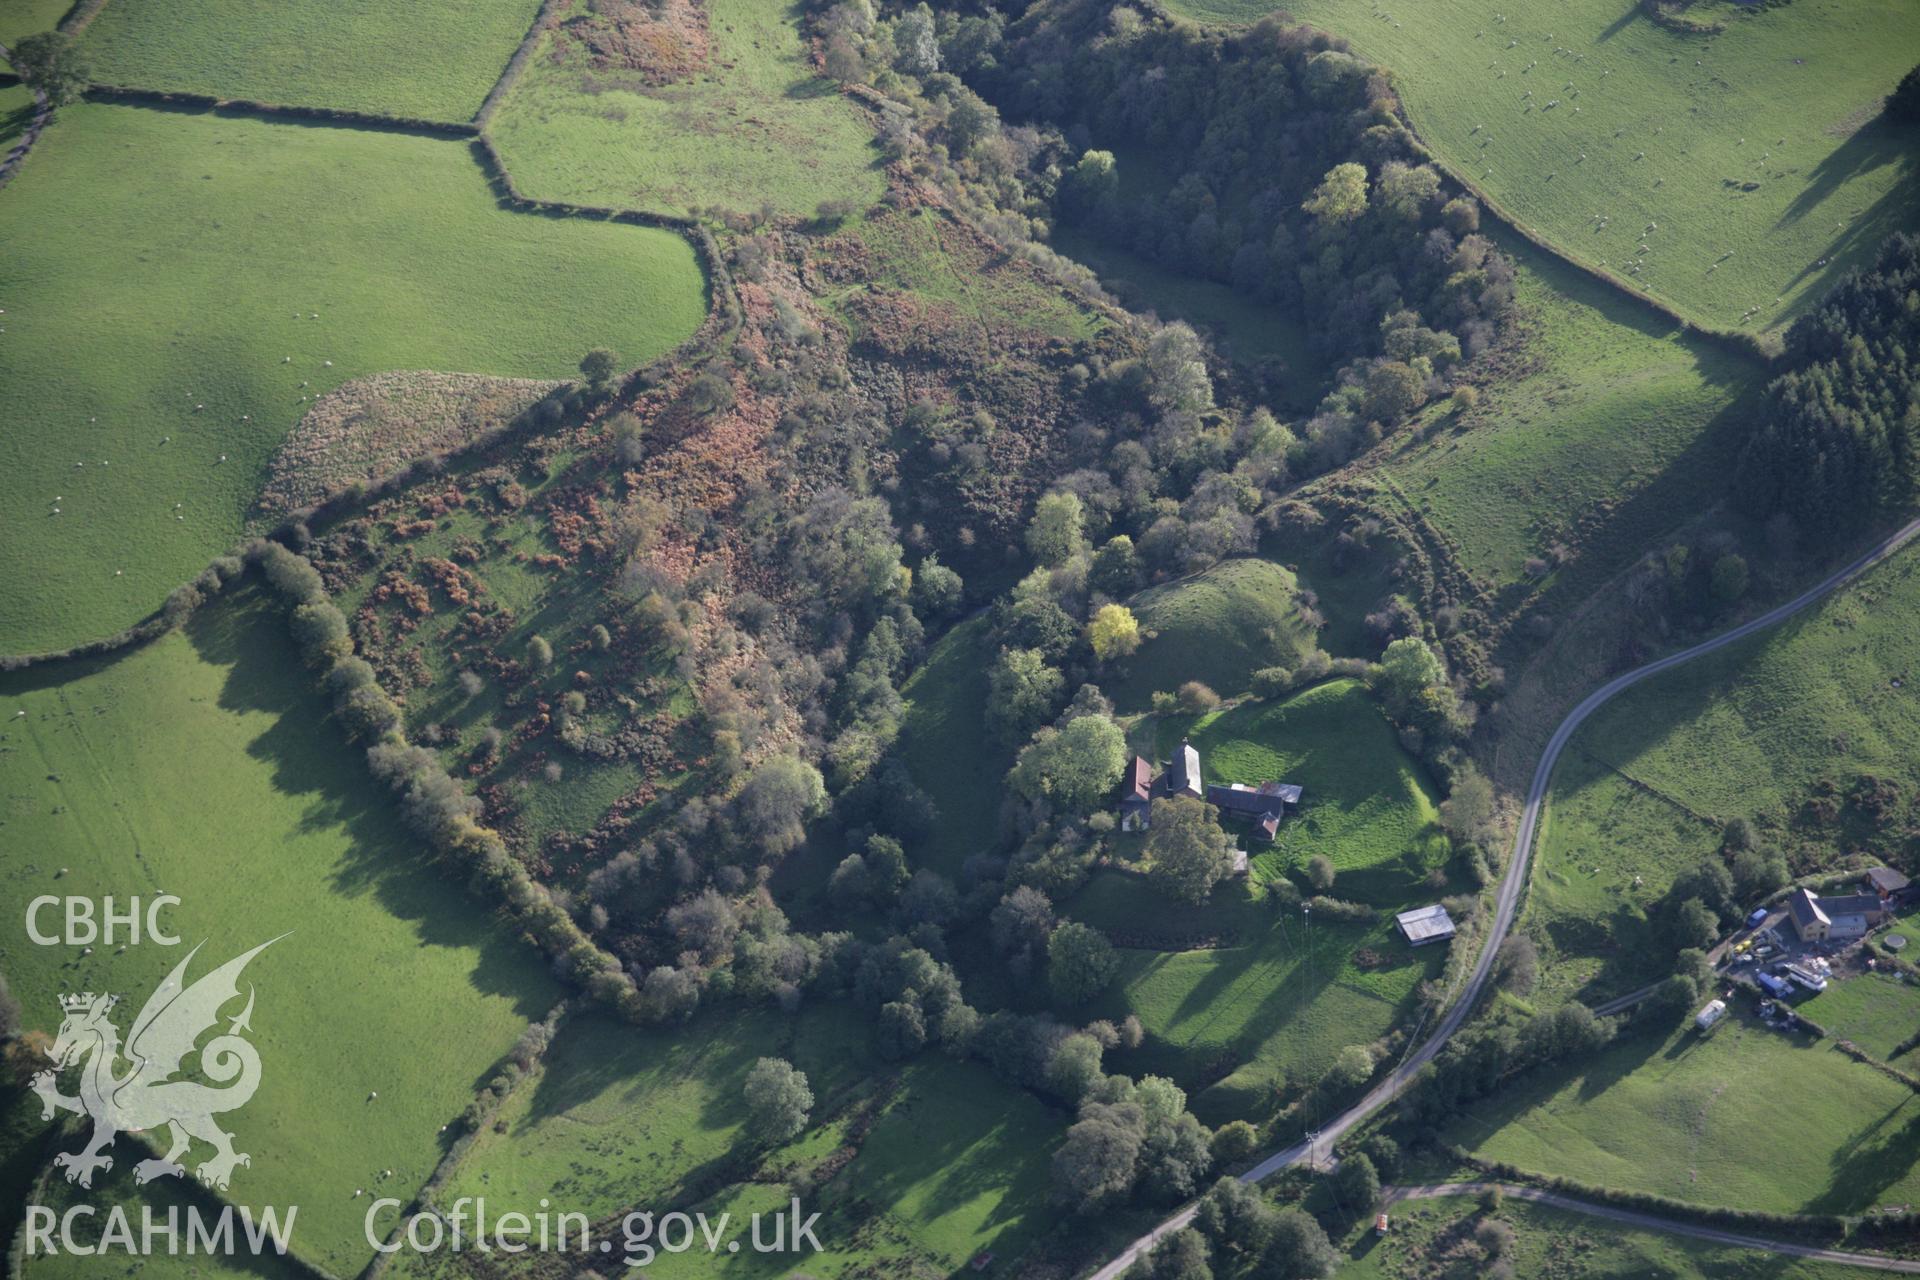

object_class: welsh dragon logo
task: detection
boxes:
[33,937,281,1192]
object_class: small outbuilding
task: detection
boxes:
[1395,903,1456,946]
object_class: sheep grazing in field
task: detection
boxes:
[194,403,204,411]
[323,360,333,367]
[217,454,227,464]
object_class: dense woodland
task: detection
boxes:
[1735,233,1920,535]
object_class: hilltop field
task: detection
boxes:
[0,103,703,656]
[486,0,885,215]
[0,595,561,1274]
[1163,0,1919,335]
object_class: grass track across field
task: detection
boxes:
[0,594,562,1275]
[81,0,543,122]
[487,0,885,217]
[0,102,705,655]
[1162,0,1920,335]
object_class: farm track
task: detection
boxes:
[1384,1183,1920,1273]
[1086,512,1920,1280]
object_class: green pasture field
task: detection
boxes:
[0,595,561,1275]
[1797,971,1920,1062]
[1375,231,1756,603]
[1,78,33,149]
[0,0,69,44]
[81,0,540,122]
[893,614,1004,877]
[0,103,705,656]
[1524,547,1920,1005]
[1052,229,1316,411]
[1336,1191,1870,1279]
[1109,559,1319,712]
[429,1004,1061,1277]
[1163,0,1920,335]
[1076,680,1450,1118]
[1444,1010,1920,1216]
[486,0,885,217]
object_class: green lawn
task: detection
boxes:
[1163,0,1920,335]
[1077,680,1451,1119]
[1053,229,1316,410]
[0,103,705,655]
[1525,547,1920,1005]
[1378,230,1757,601]
[1109,558,1320,712]
[0,0,70,44]
[1798,971,1920,1062]
[487,0,885,216]
[1444,1012,1920,1215]
[82,0,541,121]
[0,595,562,1275]
[1336,1192,1871,1279]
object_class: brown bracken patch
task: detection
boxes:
[552,0,711,88]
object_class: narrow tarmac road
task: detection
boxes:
[1386,1183,1920,1273]
[1086,514,1920,1279]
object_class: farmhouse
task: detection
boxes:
[1115,738,1304,841]
[1395,903,1455,946]
[1785,886,1888,943]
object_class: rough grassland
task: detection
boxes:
[82,0,542,121]
[1164,0,1919,334]
[1052,229,1316,411]
[488,0,884,216]
[1376,232,1756,600]
[0,595,561,1275]
[1078,680,1449,1118]
[0,0,69,44]
[0,104,704,655]
[1337,1192,1868,1279]
[1109,559,1319,712]
[1446,1013,1920,1215]
[1525,548,1920,1005]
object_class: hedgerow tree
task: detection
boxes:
[743,1057,813,1144]
[578,348,617,391]
[1027,491,1089,568]
[1009,715,1127,810]
[12,33,90,107]
[1048,921,1119,1004]
[987,646,1066,746]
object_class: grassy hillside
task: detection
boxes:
[894,614,1005,877]
[1445,1013,1920,1215]
[1077,680,1451,1118]
[1526,545,1920,1005]
[1163,0,1920,335]
[0,104,704,655]
[1109,559,1320,711]
[487,0,884,216]
[0,596,561,1274]
[1336,1191,1871,1279]
[82,0,540,121]
[433,1003,1061,1277]
[1376,231,1756,602]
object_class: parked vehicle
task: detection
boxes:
[1784,964,1828,993]
[1747,906,1771,929]
[1756,971,1793,998]
[1694,999,1727,1031]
